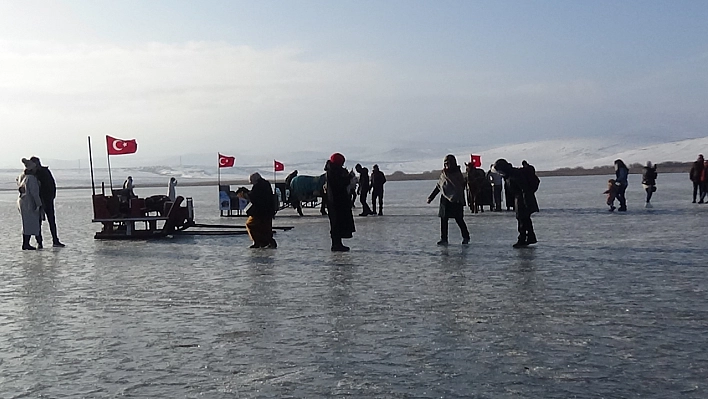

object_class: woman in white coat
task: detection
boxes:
[17,158,43,250]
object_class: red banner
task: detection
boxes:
[218,153,235,168]
[274,160,284,172]
[106,135,138,155]
[471,154,482,168]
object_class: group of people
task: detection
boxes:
[244,153,541,251]
[348,163,386,216]
[16,157,64,250]
[604,159,658,211]
[427,155,540,248]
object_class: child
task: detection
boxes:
[604,179,618,211]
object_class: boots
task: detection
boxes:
[22,235,36,250]
[331,237,350,252]
[526,232,537,245]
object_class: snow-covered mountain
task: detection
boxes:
[35,136,708,178]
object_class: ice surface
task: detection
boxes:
[0,173,706,397]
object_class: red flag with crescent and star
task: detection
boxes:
[471,154,482,168]
[274,160,284,172]
[106,135,138,155]
[218,153,235,168]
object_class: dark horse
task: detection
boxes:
[289,174,327,216]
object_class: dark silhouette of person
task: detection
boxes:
[493,158,539,248]
[690,154,704,203]
[370,164,386,215]
[245,172,277,249]
[427,154,470,245]
[30,156,64,247]
[326,153,356,251]
[487,164,503,212]
[614,159,629,211]
[642,161,657,207]
[355,163,374,216]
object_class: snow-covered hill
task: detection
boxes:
[35,136,708,178]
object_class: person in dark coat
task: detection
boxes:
[493,158,539,248]
[30,156,64,247]
[370,164,386,215]
[245,172,277,249]
[355,163,374,216]
[427,154,470,245]
[326,153,356,251]
[614,159,629,211]
[641,161,657,208]
[689,154,704,203]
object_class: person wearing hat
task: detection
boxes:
[493,158,539,248]
[245,172,277,248]
[690,154,704,203]
[326,153,355,251]
[17,158,43,250]
[30,156,65,247]
[427,154,470,245]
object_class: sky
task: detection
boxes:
[0,0,707,168]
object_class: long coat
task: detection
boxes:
[506,167,539,219]
[17,172,42,235]
[326,163,355,239]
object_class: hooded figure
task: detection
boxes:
[493,158,539,248]
[168,177,178,201]
[17,158,43,250]
[326,153,356,251]
[245,172,277,248]
[641,161,657,207]
[427,154,470,245]
[355,163,374,216]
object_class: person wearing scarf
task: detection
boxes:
[427,154,470,245]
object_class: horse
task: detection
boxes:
[289,173,327,216]
[465,163,488,213]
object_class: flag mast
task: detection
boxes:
[88,136,96,196]
[106,144,113,191]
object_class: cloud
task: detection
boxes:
[0,39,705,168]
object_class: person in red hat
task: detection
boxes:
[325,153,355,251]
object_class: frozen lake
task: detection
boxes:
[0,173,707,398]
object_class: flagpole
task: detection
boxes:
[273,160,276,184]
[88,136,96,196]
[217,153,221,187]
[107,145,113,191]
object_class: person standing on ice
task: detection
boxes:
[326,153,356,251]
[641,162,657,208]
[613,159,629,212]
[493,158,539,248]
[689,154,704,203]
[17,158,43,250]
[370,164,386,215]
[167,177,178,201]
[427,154,470,246]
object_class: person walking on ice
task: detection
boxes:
[427,154,470,246]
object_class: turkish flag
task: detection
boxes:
[106,135,138,155]
[218,153,235,168]
[274,160,284,172]
[471,154,482,168]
